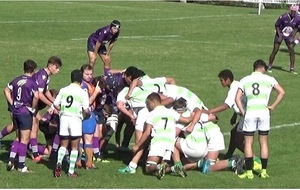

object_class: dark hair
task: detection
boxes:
[146,92,161,103]
[80,64,93,73]
[23,59,37,73]
[124,66,138,77]
[92,75,106,89]
[111,20,121,29]
[253,59,267,71]
[132,69,146,80]
[47,56,62,67]
[70,69,82,83]
[218,69,234,81]
[173,97,187,112]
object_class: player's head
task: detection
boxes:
[47,56,62,75]
[132,69,146,80]
[92,75,106,89]
[124,66,138,85]
[23,59,37,74]
[146,92,161,111]
[81,64,94,82]
[290,4,298,16]
[71,69,83,84]
[110,20,121,34]
[253,59,268,73]
[173,97,187,113]
[218,69,234,87]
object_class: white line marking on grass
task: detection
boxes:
[0,14,256,24]
[223,122,300,136]
[70,35,180,41]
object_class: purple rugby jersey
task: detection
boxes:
[33,68,50,93]
[7,75,38,115]
[88,25,120,46]
[275,13,300,39]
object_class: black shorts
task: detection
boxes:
[87,40,107,55]
[12,113,33,130]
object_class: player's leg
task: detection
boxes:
[98,46,111,70]
[286,40,297,74]
[87,39,97,68]
[30,113,42,162]
[268,35,282,72]
[257,117,270,178]
[238,117,255,179]
[17,114,33,173]
[224,125,238,159]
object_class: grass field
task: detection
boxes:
[0,1,300,188]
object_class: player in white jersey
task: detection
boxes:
[132,92,191,179]
[235,59,285,179]
[169,98,244,176]
[210,69,262,171]
[51,69,91,178]
[124,70,175,100]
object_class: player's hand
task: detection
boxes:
[94,82,101,94]
[268,105,275,111]
[47,107,54,115]
[125,94,131,100]
[104,55,111,62]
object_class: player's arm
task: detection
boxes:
[89,83,101,105]
[209,103,229,114]
[185,108,202,133]
[125,78,142,100]
[116,101,136,120]
[132,123,151,153]
[31,91,39,111]
[268,83,285,111]
[39,91,53,107]
[82,91,91,119]
[4,86,13,105]
[235,88,245,116]
[93,41,101,55]
[108,69,125,74]
[45,89,55,103]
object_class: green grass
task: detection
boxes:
[0,1,299,188]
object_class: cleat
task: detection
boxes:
[32,155,43,163]
[54,163,62,177]
[290,69,298,74]
[67,172,79,178]
[18,166,33,173]
[6,161,15,171]
[174,164,187,177]
[201,159,210,174]
[157,163,166,180]
[231,155,245,175]
[258,172,270,179]
[118,166,136,174]
[238,172,254,179]
[267,68,272,73]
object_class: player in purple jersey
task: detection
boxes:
[4,59,39,173]
[87,20,121,69]
[268,4,300,74]
[31,56,62,162]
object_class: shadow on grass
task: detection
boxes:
[280,48,300,56]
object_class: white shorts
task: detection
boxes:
[148,144,173,161]
[135,107,149,132]
[180,138,207,163]
[204,124,225,151]
[59,115,82,137]
[243,116,270,132]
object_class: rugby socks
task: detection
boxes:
[52,134,60,153]
[18,143,27,169]
[245,157,253,170]
[253,156,261,164]
[84,144,93,168]
[9,140,19,162]
[0,126,9,139]
[92,137,100,157]
[30,138,39,158]
[260,158,268,170]
[57,146,66,165]
[174,161,183,167]
[129,161,137,170]
[38,145,45,155]
[69,150,78,174]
